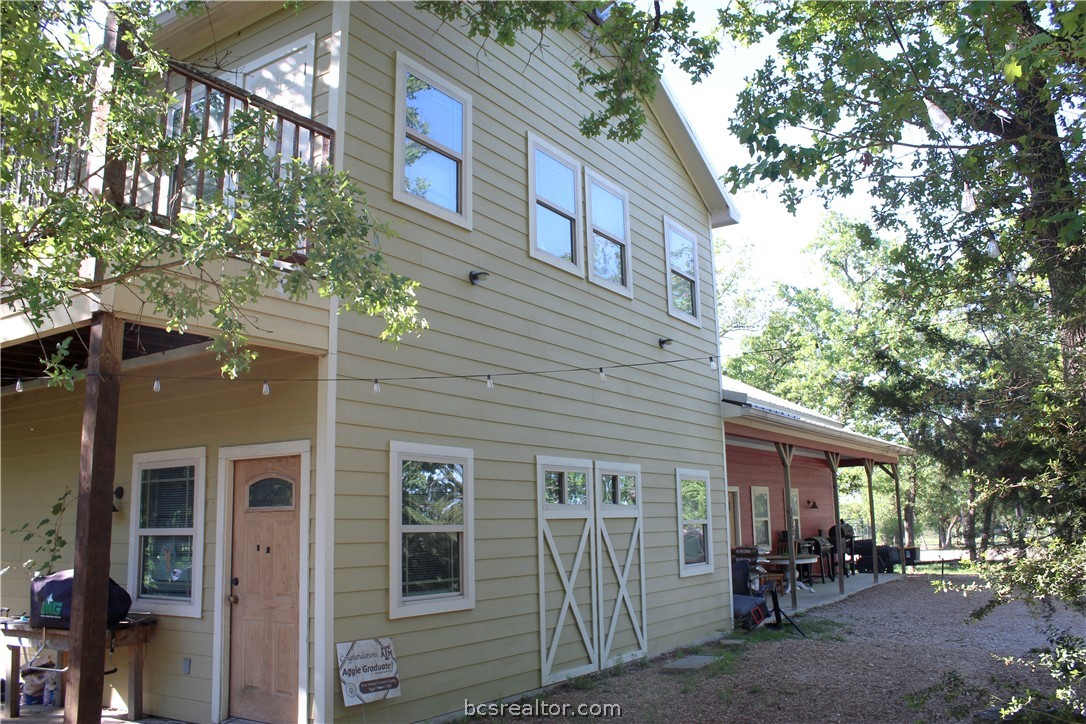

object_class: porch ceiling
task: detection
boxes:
[1,322,209,384]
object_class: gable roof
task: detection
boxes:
[722,376,913,461]
[155,3,740,230]
[649,77,739,229]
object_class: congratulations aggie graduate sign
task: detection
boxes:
[337,638,401,705]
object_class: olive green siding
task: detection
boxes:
[0,350,318,723]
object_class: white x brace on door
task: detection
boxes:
[537,457,646,685]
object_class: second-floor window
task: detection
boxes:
[528,135,582,275]
[586,170,632,297]
[664,216,700,324]
[394,53,472,228]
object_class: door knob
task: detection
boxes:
[227,594,239,604]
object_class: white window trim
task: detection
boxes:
[663,216,702,327]
[538,455,594,516]
[389,441,475,618]
[727,486,741,550]
[585,168,633,298]
[127,447,207,618]
[595,461,641,511]
[528,133,583,277]
[790,489,801,541]
[677,468,713,577]
[751,485,772,552]
[234,33,316,117]
[393,52,473,229]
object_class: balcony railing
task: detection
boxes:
[5,59,334,257]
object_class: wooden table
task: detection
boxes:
[2,616,156,720]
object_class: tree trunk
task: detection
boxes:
[964,477,978,562]
[979,498,995,553]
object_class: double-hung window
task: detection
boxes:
[128,448,206,617]
[586,170,632,296]
[677,469,713,576]
[528,134,582,275]
[664,216,700,324]
[751,486,772,551]
[393,53,472,228]
[390,441,475,618]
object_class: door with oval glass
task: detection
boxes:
[229,455,300,723]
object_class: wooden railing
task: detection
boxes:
[4,59,334,257]
[124,61,335,238]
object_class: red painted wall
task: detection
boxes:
[725,445,837,548]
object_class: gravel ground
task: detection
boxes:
[479,575,1085,723]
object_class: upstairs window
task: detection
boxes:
[586,170,632,297]
[394,53,472,228]
[528,135,582,276]
[664,216,700,324]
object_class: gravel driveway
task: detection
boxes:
[478,575,1085,723]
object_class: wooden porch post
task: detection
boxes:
[825,451,845,595]
[881,463,907,575]
[775,442,797,610]
[66,311,124,723]
[863,458,878,584]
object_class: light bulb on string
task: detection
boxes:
[709,356,717,371]
[961,184,976,213]
[373,379,381,394]
[153,376,161,393]
[987,238,1001,259]
[599,367,607,383]
[15,379,24,392]
[486,374,494,390]
[262,379,271,396]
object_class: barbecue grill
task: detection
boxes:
[803,536,834,583]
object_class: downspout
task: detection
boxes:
[314,3,350,721]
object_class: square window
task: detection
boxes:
[394,54,472,228]
[390,442,474,617]
[128,448,206,617]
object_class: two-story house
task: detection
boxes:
[1,3,739,721]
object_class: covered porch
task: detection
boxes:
[722,377,914,611]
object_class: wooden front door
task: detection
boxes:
[229,456,300,723]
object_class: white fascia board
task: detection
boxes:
[648,77,740,229]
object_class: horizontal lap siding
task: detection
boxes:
[331,3,727,721]
[724,444,836,547]
[0,349,317,723]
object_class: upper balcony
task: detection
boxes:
[2,60,337,381]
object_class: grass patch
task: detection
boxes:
[705,647,744,675]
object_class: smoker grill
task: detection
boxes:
[803,536,834,583]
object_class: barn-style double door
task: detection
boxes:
[536,457,646,685]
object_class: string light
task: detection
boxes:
[153,376,161,393]
[373,379,381,394]
[486,374,494,390]
[19,351,729,392]
[15,379,24,392]
[598,367,607,383]
[709,356,717,371]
